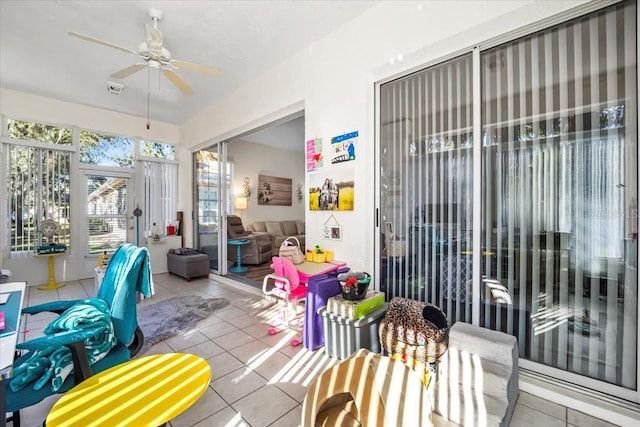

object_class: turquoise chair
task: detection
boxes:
[4,243,153,427]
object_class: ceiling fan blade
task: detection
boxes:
[144,24,163,58]
[68,31,138,55]
[111,64,146,80]
[163,69,193,95]
[172,59,223,77]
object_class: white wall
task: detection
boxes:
[0,88,181,285]
[227,140,305,225]
[179,0,588,272]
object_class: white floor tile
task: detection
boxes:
[211,367,268,404]
[191,406,250,427]
[232,384,298,427]
[268,405,302,427]
[510,402,566,427]
[568,408,619,427]
[517,391,566,421]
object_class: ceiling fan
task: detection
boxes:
[68,8,222,95]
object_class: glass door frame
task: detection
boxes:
[374,0,639,404]
[193,141,230,276]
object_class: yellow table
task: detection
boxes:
[45,353,211,427]
[34,252,66,290]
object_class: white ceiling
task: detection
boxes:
[0,1,377,127]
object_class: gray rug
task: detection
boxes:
[136,295,229,354]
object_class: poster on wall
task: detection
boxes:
[308,168,354,211]
[306,137,323,171]
[331,131,358,164]
[257,175,292,206]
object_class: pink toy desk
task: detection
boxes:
[298,260,348,351]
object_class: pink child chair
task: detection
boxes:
[262,256,308,346]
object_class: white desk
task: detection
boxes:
[146,235,182,274]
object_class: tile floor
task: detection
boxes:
[8,273,618,427]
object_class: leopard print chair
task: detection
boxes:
[378,297,450,364]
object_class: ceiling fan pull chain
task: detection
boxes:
[146,66,151,130]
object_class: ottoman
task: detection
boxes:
[167,252,210,282]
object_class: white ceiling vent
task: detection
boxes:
[106,81,125,95]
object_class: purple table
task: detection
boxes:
[298,261,348,351]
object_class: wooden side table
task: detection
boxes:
[34,252,67,290]
[45,353,211,427]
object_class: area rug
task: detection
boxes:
[136,295,229,354]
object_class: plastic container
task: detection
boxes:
[167,225,176,235]
[324,250,334,262]
[320,303,388,360]
[313,252,326,263]
[306,251,313,262]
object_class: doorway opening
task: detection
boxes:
[194,114,306,290]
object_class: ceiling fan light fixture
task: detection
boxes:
[106,81,125,95]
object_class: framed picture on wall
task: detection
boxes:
[308,168,354,211]
[257,175,292,206]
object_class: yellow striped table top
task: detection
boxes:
[46,353,211,427]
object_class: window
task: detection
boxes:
[5,120,72,256]
[140,140,176,160]
[79,131,134,168]
[86,174,128,255]
[480,2,637,389]
[7,119,73,145]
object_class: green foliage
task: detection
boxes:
[7,120,72,144]
[141,141,175,159]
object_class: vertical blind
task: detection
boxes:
[142,160,178,237]
[8,145,71,257]
[481,2,637,388]
[380,54,474,324]
[379,0,637,395]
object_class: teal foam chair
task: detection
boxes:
[4,243,153,427]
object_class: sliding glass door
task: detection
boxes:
[379,54,474,324]
[194,143,232,274]
[378,1,637,400]
[480,2,637,393]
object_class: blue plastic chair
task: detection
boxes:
[4,243,153,426]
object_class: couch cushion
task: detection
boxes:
[266,221,284,235]
[281,220,299,236]
[251,221,268,233]
[297,221,305,235]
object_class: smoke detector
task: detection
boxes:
[106,81,125,95]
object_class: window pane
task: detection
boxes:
[140,140,176,160]
[8,145,71,255]
[79,131,134,168]
[481,2,637,389]
[7,119,72,145]
[86,175,128,254]
[379,53,474,320]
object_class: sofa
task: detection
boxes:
[226,215,273,265]
[247,220,305,255]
